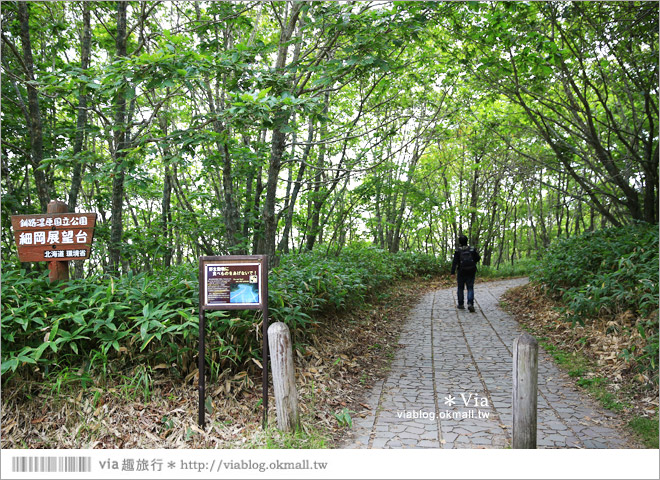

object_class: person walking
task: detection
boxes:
[450,235,481,312]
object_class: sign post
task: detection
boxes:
[11,200,97,282]
[198,255,269,429]
[46,201,69,282]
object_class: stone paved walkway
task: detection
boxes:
[342,278,639,449]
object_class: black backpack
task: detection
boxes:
[458,247,476,274]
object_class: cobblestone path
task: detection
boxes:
[342,278,639,449]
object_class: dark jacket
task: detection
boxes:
[451,245,481,275]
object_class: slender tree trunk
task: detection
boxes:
[511,204,518,263]
[109,1,128,274]
[263,2,303,263]
[68,1,91,211]
[440,165,458,243]
[555,175,563,238]
[279,118,296,254]
[468,154,480,243]
[158,118,173,267]
[195,5,241,253]
[304,92,331,252]
[642,152,658,223]
[252,164,265,255]
[392,144,420,253]
[279,119,314,252]
[537,172,549,247]
[67,2,92,279]
[17,2,50,212]
[565,195,571,238]
[525,197,539,253]
[242,155,255,252]
[305,110,328,251]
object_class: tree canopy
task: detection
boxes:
[2,1,658,274]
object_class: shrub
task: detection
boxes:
[1,248,448,384]
[0,266,227,382]
[531,222,659,378]
[478,257,538,279]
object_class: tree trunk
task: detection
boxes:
[511,204,518,263]
[263,2,303,263]
[468,154,480,244]
[109,1,128,273]
[305,141,325,251]
[17,2,50,212]
[374,176,385,249]
[252,164,265,255]
[68,1,91,211]
[279,119,314,252]
[158,117,174,268]
[391,144,420,253]
[67,3,93,279]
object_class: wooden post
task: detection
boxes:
[198,309,206,427]
[47,200,69,283]
[268,322,299,432]
[261,255,269,429]
[512,332,538,449]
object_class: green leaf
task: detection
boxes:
[49,321,60,342]
[17,354,37,365]
[140,334,156,351]
[1,358,19,374]
[143,302,152,319]
[257,86,272,99]
[140,321,149,340]
[33,342,50,361]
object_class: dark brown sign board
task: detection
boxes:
[11,213,97,262]
[198,255,269,428]
[201,258,264,309]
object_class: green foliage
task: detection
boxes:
[532,223,659,378]
[0,265,222,381]
[333,407,354,428]
[628,416,660,449]
[1,248,447,384]
[268,247,448,340]
[258,425,328,449]
[478,258,538,279]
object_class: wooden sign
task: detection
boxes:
[11,212,97,262]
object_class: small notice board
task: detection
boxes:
[201,257,265,309]
[197,255,269,428]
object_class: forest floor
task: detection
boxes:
[501,283,659,448]
[3,275,655,449]
[1,276,450,449]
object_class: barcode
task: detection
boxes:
[12,456,92,473]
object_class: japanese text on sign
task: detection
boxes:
[18,230,88,246]
[205,263,261,307]
[11,212,97,263]
[18,215,88,228]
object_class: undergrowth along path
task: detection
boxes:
[342,278,641,449]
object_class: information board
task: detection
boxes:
[200,256,265,310]
[197,255,269,428]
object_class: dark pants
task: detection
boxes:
[457,271,475,307]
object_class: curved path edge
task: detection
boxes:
[341,278,639,449]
